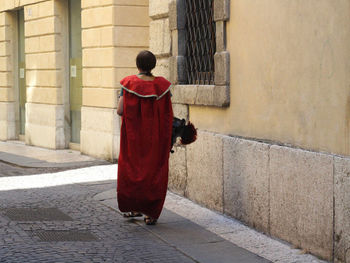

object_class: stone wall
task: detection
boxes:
[80,0,150,160]
[25,0,69,149]
[0,12,16,141]
[0,0,151,159]
[171,130,350,262]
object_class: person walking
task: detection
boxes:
[116,50,173,225]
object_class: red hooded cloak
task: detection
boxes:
[117,75,173,219]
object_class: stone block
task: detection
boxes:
[82,47,115,67]
[153,57,170,80]
[25,16,59,37]
[0,72,13,86]
[334,157,350,263]
[0,56,12,72]
[82,27,104,47]
[82,0,113,9]
[81,106,119,161]
[0,88,14,102]
[214,51,230,86]
[171,85,229,107]
[169,55,186,84]
[24,1,56,21]
[114,26,149,47]
[0,12,11,26]
[26,70,61,87]
[0,102,15,140]
[0,26,11,42]
[223,137,270,233]
[0,41,11,56]
[19,0,39,7]
[171,29,186,56]
[114,6,150,26]
[113,0,148,5]
[186,130,224,212]
[83,25,149,48]
[115,47,145,68]
[149,0,170,19]
[169,0,177,30]
[81,130,115,161]
[83,68,120,88]
[150,18,171,56]
[82,6,150,28]
[26,52,62,70]
[81,106,118,134]
[0,1,15,13]
[26,103,64,127]
[269,145,333,261]
[25,103,66,149]
[216,21,226,52]
[25,37,40,53]
[82,6,114,28]
[82,87,118,108]
[169,146,187,196]
[39,35,60,52]
[213,0,230,22]
[26,87,62,104]
[172,103,188,120]
[82,0,148,9]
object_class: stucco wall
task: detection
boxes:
[189,0,350,156]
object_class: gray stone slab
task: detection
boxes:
[269,145,333,261]
[157,208,188,224]
[223,137,270,233]
[144,218,223,244]
[143,211,270,263]
[182,241,271,263]
[169,145,187,195]
[334,157,350,263]
[186,131,224,212]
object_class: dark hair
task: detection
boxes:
[136,50,156,76]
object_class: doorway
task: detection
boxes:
[18,9,25,137]
[68,0,82,144]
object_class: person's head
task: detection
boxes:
[136,50,156,75]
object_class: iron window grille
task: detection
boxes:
[185,0,216,85]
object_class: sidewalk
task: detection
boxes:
[0,141,108,168]
[0,141,328,263]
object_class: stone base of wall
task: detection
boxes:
[0,102,16,141]
[25,103,67,149]
[169,130,350,262]
[80,106,119,161]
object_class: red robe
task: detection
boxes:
[117,75,173,219]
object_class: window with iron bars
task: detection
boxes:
[185,0,216,85]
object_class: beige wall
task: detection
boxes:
[0,0,151,158]
[190,0,350,156]
[80,0,150,160]
[0,12,16,141]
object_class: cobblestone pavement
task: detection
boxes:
[0,178,195,263]
[0,160,327,263]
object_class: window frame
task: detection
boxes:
[169,0,230,107]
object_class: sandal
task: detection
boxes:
[123,212,142,218]
[144,216,157,225]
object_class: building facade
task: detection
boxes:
[0,0,349,262]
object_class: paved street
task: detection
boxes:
[0,177,194,262]
[0,141,329,263]
[0,163,267,263]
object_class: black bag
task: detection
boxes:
[170,117,197,153]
